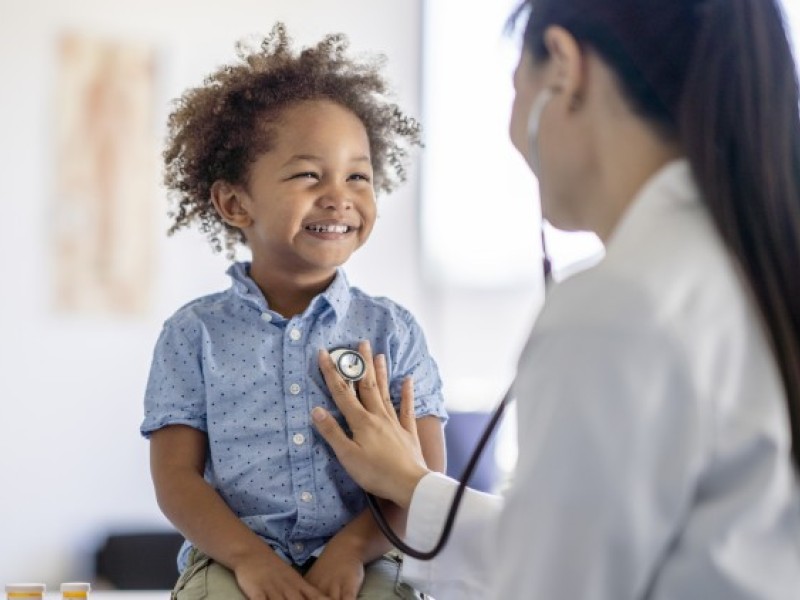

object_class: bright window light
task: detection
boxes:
[422,1,800,287]
[421,0,602,288]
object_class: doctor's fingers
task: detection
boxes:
[373,357,418,442]
[311,349,386,442]
[318,348,369,423]
[367,350,418,441]
[311,403,362,467]
[354,341,392,417]
[374,354,395,412]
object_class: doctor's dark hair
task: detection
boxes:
[511,0,800,469]
[163,23,421,256]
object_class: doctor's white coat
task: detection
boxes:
[402,161,800,599]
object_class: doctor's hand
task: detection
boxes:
[313,341,430,509]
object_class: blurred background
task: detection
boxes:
[1,0,799,589]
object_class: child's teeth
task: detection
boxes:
[308,224,349,233]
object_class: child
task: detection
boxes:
[140,23,447,600]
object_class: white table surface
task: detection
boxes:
[40,593,170,599]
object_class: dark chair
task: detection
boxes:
[94,530,184,590]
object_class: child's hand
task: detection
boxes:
[234,550,329,600]
[304,544,365,600]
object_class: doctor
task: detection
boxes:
[313,0,800,598]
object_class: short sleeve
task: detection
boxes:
[140,318,207,437]
[390,310,448,424]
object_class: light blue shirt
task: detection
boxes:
[141,262,447,571]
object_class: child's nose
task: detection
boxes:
[319,182,353,210]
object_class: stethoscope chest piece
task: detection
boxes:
[329,347,366,387]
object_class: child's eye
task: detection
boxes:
[292,172,320,180]
[348,173,371,183]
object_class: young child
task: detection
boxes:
[140,24,447,600]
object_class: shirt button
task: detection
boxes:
[292,433,305,445]
[294,542,304,552]
[261,312,272,322]
[289,328,302,341]
[300,491,313,503]
[289,383,301,395]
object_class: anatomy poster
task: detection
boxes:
[53,33,156,314]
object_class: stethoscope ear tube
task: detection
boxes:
[542,225,553,286]
[366,384,513,560]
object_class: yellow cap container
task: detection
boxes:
[5,583,45,599]
[60,582,91,599]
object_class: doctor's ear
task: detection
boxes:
[211,180,253,228]
[542,26,586,111]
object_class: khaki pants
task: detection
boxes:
[172,548,424,599]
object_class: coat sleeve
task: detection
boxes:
[401,472,503,599]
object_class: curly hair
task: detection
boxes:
[163,23,422,257]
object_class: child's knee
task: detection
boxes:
[172,551,246,600]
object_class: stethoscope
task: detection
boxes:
[329,345,510,560]
[329,347,368,388]
[326,229,552,560]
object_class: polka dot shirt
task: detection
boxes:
[141,262,447,570]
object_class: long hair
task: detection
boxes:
[513,0,800,469]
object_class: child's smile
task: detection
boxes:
[303,219,361,238]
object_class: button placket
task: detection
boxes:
[283,317,317,544]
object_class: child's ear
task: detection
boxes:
[210,180,252,228]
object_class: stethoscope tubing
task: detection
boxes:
[365,384,512,560]
[341,234,549,560]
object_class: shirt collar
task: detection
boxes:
[226,262,351,320]
[311,268,352,321]
[227,262,267,310]
[605,158,699,253]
